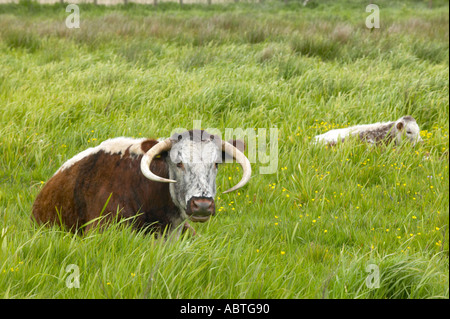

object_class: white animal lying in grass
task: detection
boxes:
[314,116,422,146]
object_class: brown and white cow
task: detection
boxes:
[32,130,251,235]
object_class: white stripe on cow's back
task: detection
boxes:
[55,137,147,175]
[314,121,394,144]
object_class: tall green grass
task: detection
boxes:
[0,0,448,298]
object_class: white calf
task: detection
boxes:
[314,116,422,146]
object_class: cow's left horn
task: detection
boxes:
[140,139,176,183]
[222,140,251,194]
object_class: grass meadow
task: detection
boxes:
[0,0,448,298]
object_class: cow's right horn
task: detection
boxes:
[221,140,251,194]
[140,138,176,183]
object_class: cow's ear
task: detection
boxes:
[396,121,404,131]
[221,139,245,163]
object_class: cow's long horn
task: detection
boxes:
[140,138,176,183]
[222,140,251,194]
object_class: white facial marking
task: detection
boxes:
[167,138,220,213]
[399,120,421,145]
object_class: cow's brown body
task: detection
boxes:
[32,139,181,233]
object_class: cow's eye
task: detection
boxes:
[177,162,184,169]
[406,131,412,134]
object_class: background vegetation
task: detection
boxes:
[0,0,448,298]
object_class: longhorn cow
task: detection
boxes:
[32,130,251,235]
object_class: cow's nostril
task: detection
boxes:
[189,198,215,216]
[193,200,213,211]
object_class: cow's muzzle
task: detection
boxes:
[186,197,215,222]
